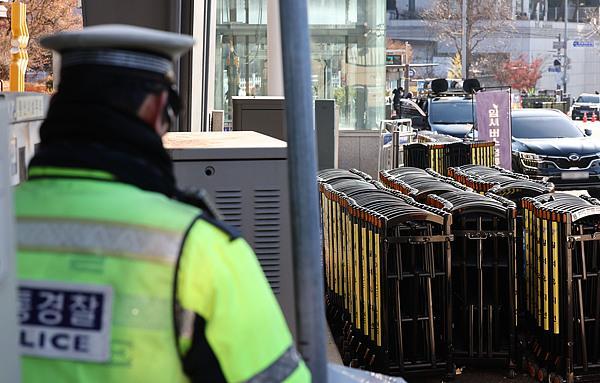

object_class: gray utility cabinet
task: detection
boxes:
[0,92,49,381]
[2,92,48,185]
[163,131,296,335]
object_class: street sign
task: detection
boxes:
[553,41,566,50]
[573,40,594,48]
[548,66,561,73]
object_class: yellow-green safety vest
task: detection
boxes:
[15,166,311,383]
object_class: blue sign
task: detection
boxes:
[548,66,561,73]
[573,40,594,48]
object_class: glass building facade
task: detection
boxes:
[215,0,386,129]
[387,0,599,21]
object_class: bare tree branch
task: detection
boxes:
[422,0,514,77]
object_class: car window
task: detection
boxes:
[512,115,584,139]
[576,95,600,103]
[429,101,475,124]
[400,99,426,116]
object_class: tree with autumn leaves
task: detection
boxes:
[0,0,81,82]
[494,55,543,92]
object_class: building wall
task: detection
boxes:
[387,17,600,97]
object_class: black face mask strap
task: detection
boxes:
[168,85,182,114]
[163,85,182,131]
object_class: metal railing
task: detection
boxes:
[377,119,414,174]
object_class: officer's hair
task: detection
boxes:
[57,65,170,115]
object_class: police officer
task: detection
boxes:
[15,25,310,383]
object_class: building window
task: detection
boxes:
[214,0,385,130]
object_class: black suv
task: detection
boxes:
[511,109,600,197]
[398,95,475,138]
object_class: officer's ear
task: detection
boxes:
[138,90,169,136]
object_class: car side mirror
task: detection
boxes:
[585,128,593,136]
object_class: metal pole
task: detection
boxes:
[392,127,400,168]
[563,0,568,94]
[403,63,410,96]
[461,0,468,79]
[278,0,328,382]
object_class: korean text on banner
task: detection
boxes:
[476,90,512,170]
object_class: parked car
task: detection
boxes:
[570,93,600,120]
[398,95,476,138]
[511,109,600,197]
[427,96,475,137]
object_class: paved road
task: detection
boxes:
[574,120,600,131]
[415,369,532,383]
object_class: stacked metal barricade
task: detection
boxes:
[439,164,600,382]
[379,167,519,376]
[403,136,496,176]
[318,169,455,379]
[379,167,470,203]
[521,194,600,383]
[448,165,555,329]
[416,131,463,144]
[448,165,554,198]
[320,165,600,382]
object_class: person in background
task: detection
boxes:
[393,87,403,117]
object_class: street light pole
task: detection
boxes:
[461,0,467,79]
[278,0,328,380]
[563,0,568,94]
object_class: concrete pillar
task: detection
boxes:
[523,0,530,17]
[267,0,284,96]
[0,98,20,383]
[191,0,217,131]
[356,0,385,130]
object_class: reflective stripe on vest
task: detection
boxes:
[17,218,185,264]
[246,346,301,383]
